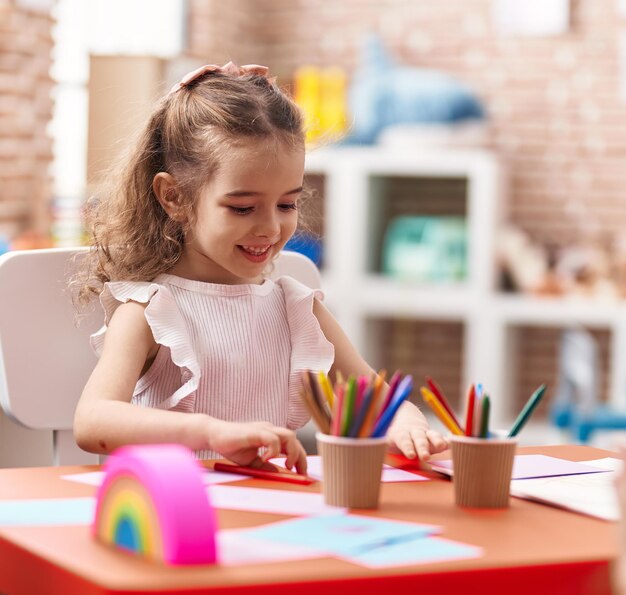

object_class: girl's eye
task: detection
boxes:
[279,203,298,211]
[229,206,253,215]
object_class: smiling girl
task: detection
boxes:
[72,62,447,473]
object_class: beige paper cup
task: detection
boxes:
[450,433,518,508]
[316,432,387,509]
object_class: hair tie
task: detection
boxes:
[167,61,274,97]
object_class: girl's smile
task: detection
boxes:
[238,244,274,263]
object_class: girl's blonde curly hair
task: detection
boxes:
[73,71,308,308]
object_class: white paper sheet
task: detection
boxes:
[270,455,428,482]
[218,528,325,565]
[208,485,346,516]
[510,457,620,521]
[62,468,249,486]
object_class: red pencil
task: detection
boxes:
[426,376,463,432]
[213,462,316,485]
[464,384,475,437]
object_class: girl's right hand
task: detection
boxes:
[208,419,308,475]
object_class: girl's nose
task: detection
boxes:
[254,213,281,238]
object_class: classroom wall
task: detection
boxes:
[245,0,626,247]
[0,1,54,240]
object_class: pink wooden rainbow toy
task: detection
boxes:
[93,444,217,565]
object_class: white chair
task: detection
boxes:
[0,247,320,465]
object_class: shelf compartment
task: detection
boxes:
[367,175,468,277]
[363,316,465,415]
[508,325,611,423]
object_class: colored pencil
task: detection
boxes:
[341,375,356,436]
[426,376,463,432]
[299,369,414,439]
[479,394,490,438]
[376,370,402,422]
[349,381,375,437]
[299,371,331,433]
[213,462,316,485]
[371,375,414,438]
[464,384,475,437]
[508,384,547,437]
[355,375,368,414]
[359,370,387,438]
[307,370,331,419]
[420,387,464,436]
[473,385,483,438]
[330,380,345,436]
[318,371,335,409]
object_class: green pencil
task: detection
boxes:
[341,376,356,437]
[480,394,490,438]
[508,384,547,438]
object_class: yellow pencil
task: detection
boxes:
[420,387,464,436]
[318,371,335,409]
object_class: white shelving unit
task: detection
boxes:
[305,146,626,427]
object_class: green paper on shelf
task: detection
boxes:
[382,216,467,282]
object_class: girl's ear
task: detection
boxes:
[153,172,186,222]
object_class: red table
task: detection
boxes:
[0,445,618,595]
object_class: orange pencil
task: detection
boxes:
[358,370,387,437]
[420,387,464,436]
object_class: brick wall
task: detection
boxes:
[0,1,54,240]
[185,0,261,65]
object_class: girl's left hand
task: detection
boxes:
[384,401,448,461]
[386,422,448,461]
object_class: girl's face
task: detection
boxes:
[175,139,305,284]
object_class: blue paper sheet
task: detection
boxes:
[342,535,483,568]
[0,497,94,526]
[241,513,439,556]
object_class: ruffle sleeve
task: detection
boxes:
[90,281,200,412]
[276,276,335,429]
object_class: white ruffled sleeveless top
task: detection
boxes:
[90,274,334,460]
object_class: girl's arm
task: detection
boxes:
[312,298,448,460]
[74,301,307,472]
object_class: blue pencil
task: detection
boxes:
[371,375,413,437]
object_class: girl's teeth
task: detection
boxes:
[242,245,269,255]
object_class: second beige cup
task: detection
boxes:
[316,432,387,509]
[450,434,518,508]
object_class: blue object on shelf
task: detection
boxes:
[382,216,467,282]
[343,35,485,145]
[550,328,626,443]
[284,233,322,267]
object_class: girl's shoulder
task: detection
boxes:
[91,278,186,358]
[96,279,178,326]
[273,274,325,302]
